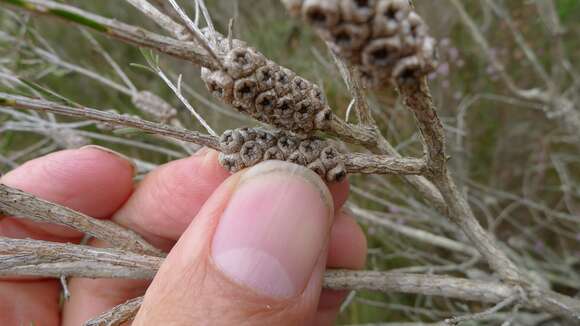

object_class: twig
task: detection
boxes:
[0,184,164,256]
[398,77,523,283]
[0,92,428,176]
[343,154,426,175]
[0,237,162,279]
[0,0,219,69]
[167,0,222,68]
[84,296,144,326]
[0,92,221,150]
[156,69,218,136]
[444,294,519,325]
[350,204,478,256]
[125,0,191,41]
[1,237,578,319]
[80,29,138,93]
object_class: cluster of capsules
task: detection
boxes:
[283,0,437,88]
[218,127,347,182]
[200,32,333,135]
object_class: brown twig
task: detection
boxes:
[84,296,144,326]
[0,92,221,150]
[0,185,164,257]
[0,0,219,69]
[397,77,523,283]
[0,93,426,177]
[2,237,578,319]
[125,0,192,41]
[0,237,162,279]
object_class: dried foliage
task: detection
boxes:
[0,0,579,325]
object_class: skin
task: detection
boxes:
[0,147,367,325]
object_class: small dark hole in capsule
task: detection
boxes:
[411,26,418,37]
[278,74,289,84]
[210,82,224,96]
[235,53,249,65]
[400,68,416,80]
[335,32,351,45]
[260,98,272,108]
[385,7,397,19]
[308,10,327,24]
[355,0,369,7]
[240,85,251,96]
[279,102,289,111]
[371,48,391,64]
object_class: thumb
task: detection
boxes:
[133,161,335,326]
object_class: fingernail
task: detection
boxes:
[80,145,136,176]
[212,160,333,298]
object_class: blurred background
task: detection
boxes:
[1,1,579,324]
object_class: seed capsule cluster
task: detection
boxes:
[200,33,332,135]
[218,128,347,182]
[283,0,437,87]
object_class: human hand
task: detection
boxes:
[0,146,366,325]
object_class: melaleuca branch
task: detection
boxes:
[0,237,162,279]
[1,237,579,319]
[0,92,221,151]
[0,0,219,69]
[85,296,144,326]
[281,0,523,284]
[0,93,427,178]
[0,184,164,257]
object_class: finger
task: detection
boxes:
[134,161,335,325]
[0,147,135,326]
[61,149,230,326]
[0,146,135,240]
[63,149,351,325]
[314,210,367,325]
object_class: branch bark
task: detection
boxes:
[2,238,578,319]
[397,78,523,283]
[84,296,144,326]
[0,92,221,150]
[0,237,162,279]
[0,0,218,69]
[0,184,163,257]
[343,154,426,175]
[124,0,191,41]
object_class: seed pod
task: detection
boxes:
[217,128,347,182]
[372,0,410,37]
[361,36,402,68]
[330,23,371,54]
[200,69,234,103]
[233,77,259,110]
[131,91,177,122]
[307,159,327,176]
[283,0,437,88]
[254,90,277,118]
[302,0,341,29]
[200,31,333,135]
[240,140,264,166]
[224,47,266,79]
[255,64,279,92]
[340,0,376,23]
[220,129,245,154]
[219,154,245,172]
